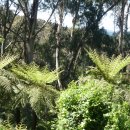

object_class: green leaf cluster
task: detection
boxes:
[0,122,27,130]
[87,49,130,83]
[0,55,17,91]
[56,77,130,130]
[11,63,59,117]
[11,63,58,86]
[56,49,130,130]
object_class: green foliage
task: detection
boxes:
[56,77,130,130]
[87,49,130,83]
[0,55,21,126]
[56,49,130,129]
[0,56,18,89]
[0,69,18,92]
[11,63,58,86]
[11,63,59,117]
[0,55,18,94]
[0,122,27,130]
[0,55,17,69]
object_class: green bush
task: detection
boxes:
[56,77,130,130]
[0,122,27,130]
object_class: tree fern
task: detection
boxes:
[11,63,58,86]
[0,55,17,69]
[0,76,11,90]
[0,55,18,91]
[11,63,59,117]
[109,55,130,78]
[87,49,130,83]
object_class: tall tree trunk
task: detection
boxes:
[1,0,9,55]
[29,1,39,129]
[56,23,63,89]
[118,0,127,56]
[20,0,38,64]
[19,1,39,129]
[56,0,64,89]
[71,0,80,38]
[1,0,19,56]
[125,4,130,32]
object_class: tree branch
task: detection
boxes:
[34,0,61,38]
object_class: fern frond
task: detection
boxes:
[0,69,19,83]
[11,63,59,115]
[0,55,18,91]
[0,55,17,69]
[87,49,110,79]
[0,68,20,93]
[0,76,11,90]
[11,63,58,86]
[109,55,130,78]
[13,83,59,117]
[26,86,58,115]
[87,49,130,82]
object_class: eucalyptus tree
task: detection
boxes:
[39,0,120,85]
[16,0,39,64]
[61,0,120,83]
[39,0,67,89]
[115,0,130,56]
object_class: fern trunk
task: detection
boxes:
[31,110,37,130]
[14,107,21,125]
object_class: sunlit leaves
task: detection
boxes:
[11,63,58,86]
[87,49,130,83]
[0,55,17,69]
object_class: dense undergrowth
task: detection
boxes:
[56,77,130,130]
[55,50,130,130]
[1,50,130,130]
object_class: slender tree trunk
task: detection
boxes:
[118,0,127,56]
[71,0,80,38]
[56,26,63,89]
[1,0,9,55]
[20,0,38,64]
[56,0,64,89]
[24,39,34,64]
[125,3,130,33]
[29,1,39,129]
[0,0,19,56]
[19,1,39,129]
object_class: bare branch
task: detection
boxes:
[34,0,61,37]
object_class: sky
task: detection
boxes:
[99,11,116,32]
[18,6,130,33]
[37,10,116,32]
[10,0,130,33]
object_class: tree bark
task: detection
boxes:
[118,0,127,56]
[56,0,64,89]
[19,0,39,64]
[19,1,39,129]
[125,3,130,32]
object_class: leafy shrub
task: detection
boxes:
[0,122,27,130]
[56,77,130,130]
